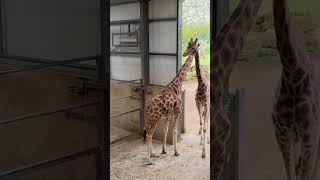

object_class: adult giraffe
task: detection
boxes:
[144,39,200,165]
[210,0,263,179]
[272,0,320,179]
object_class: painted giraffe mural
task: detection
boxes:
[189,43,210,158]
[143,38,200,165]
[210,0,263,179]
[272,0,320,179]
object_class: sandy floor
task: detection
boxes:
[110,132,210,180]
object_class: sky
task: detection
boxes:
[182,0,210,24]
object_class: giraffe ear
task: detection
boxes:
[190,38,193,42]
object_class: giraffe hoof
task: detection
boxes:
[161,150,167,154]
[150,153,160,158]
[174,152,180,156]
[202,154,206,158]
[147,162,154,165]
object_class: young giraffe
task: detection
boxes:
[144,39,200,165]
[191,44,210,158]
[272,0,320,179]
[210,0,263,179]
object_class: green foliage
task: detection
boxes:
[182,23,210,44]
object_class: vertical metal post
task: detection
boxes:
[211,0,230,179]
[96,0,109,179]
[180,90,186,133]
[96,56,108,180]
[234,88,244,180]
[176,0,183,72]
[139,79,145,135]
[140,0,150,87]
[0,0,5,56]
[217,0,230,32]
[210,0,218,178]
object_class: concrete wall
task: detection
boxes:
[110,81,181,145]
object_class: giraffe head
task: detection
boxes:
[183,38,200,57]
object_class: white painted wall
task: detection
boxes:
[111,0,178,86]
[2,0,179,86]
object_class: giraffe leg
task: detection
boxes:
[147,134,154,165]
[202,111,207,158]
[197,105,204,145]
[298,132,319,180]
[273,114,297,180]
[197,104,203,136]
[173,106,182,156]
[162,119,170,154]
[211,107,231,180]
[173,122,179,156]
[205,105,210,144]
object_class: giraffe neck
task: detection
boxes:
[168,54,194,94]
[273,0,310,75]
[195,52,204,84]
[212,0,263,105]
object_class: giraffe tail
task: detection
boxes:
[143,129,147,144]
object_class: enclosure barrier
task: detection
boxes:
[110,78,145,135]
[0,55,108,180]
[220,88,245,180]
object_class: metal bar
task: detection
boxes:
[0,56,97,75]
[111,96,132,101]
[110,0,139,6]
[0,147,98,178]
[139,79,145,135]
[0,102,98,125]
[0,1,4,56]
[111,51,177,56]
[150,52,177,56]
[140,0,150,87]
[217,0,230,32]
[97,0,110,179]
[149,17,177,23]
[176,0,182,73]
[96,56,108,180]
[0,55,97,68]
[210,0,218,179]
[234,89,244,180]
[110,19,140,25]
[110,108,140,118]
[180,90,186,133]
[110,17,177,26]
[0,0,7,56]
[111,78,141,84]
[111,51,140,55]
